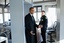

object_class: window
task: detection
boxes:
[0,7,10,23]
[38,7,42,11]
[4,13,10,22]
[0,14,3,23]
[46,7,57,28]
[33,6,42,21]
[4,8,8,13]
[4,8,10,13]
[38,12,42,21]
[0,8,3,23]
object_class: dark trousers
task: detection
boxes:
[41,30,46,43]
[25,31,37,43]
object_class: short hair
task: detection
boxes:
[42,10,45,13]
[29,7,34,11]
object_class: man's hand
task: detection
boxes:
[38,25,43,28]
[40,25,43,28]
[30,31,35,35]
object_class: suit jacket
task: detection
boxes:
[25,13,38,35]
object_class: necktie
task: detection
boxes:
[32,16,35,22]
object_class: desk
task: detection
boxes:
[0,37,8,43]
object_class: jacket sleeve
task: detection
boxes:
[34,20,39,28]
[44,17,48,29]
[35,23,39,28]
[25,16,31,32]
[39,18,43,25]
[39,17,48,29]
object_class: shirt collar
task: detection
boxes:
[30,13,33,16]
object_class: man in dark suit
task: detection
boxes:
[39,10,48,43]
[25,7,39,43]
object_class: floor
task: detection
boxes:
[8,29,57,43]
[36,28,57,43]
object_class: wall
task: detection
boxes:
[56,0,64,43]
[24,2,33,16]
[56,0,60,42]
[25,0,32,4]
[60,0,64,43]
[10,0,33,43]
[10,0,25,43]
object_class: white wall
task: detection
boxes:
[56,0,64,43]
[10,0,25,43]
[10,0,33,43]
[56,0,60,42]
[25,0,32,4]
[60,0,64,43]
[24,2,33,16]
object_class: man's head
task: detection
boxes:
[42,10,45,16]
[29,7,34,14]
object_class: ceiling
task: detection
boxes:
[33,1,56,6]
[33,0,56,6]
[33,0,56,2]
[0,0,56,5]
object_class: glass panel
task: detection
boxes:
[34,7,36,12]
[33,13,37,21]
[38,12,42,21]
[0,14,3,23]
[38,7,41,11]
[4,8,8,13]
[4,13,10,22]
[46,8,57,28]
